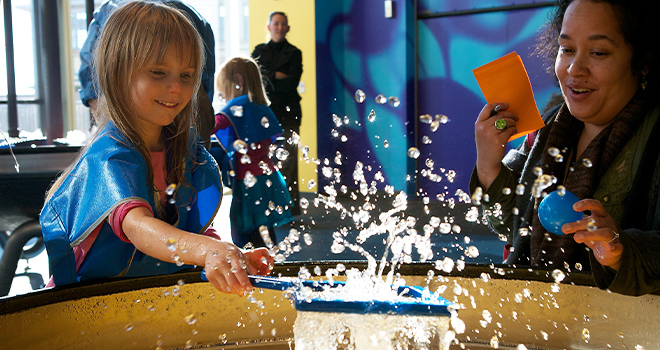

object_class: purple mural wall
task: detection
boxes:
[315,1,559,202]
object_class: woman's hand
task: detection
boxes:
[475,102,518,189]
[561,199,623,270]
[243,248,274,276]
[202,242,255,296]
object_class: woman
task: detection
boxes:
[471,0,660,296]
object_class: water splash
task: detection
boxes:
[0,131,20,173]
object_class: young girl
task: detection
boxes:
[213,57,294,248]
[39,2,271,296]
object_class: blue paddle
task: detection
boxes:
[200,270,424,298]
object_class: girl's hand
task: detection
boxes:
[561,199,623,270]
[243,248,275,276]
[203,242,254,296]
[474,103,519,189]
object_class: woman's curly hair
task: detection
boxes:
[536,0,660,98]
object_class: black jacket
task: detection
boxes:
[252,39,303,127]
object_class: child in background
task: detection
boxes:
[39,2,272,296]
[213,57,294,248]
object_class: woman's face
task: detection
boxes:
[555,0,639,126]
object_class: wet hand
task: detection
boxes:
[475,103,518,188]
[561,199,623,270]
[203,242,254,296]
[243,248,275,276]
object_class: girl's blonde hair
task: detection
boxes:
[215,57,270,105]
[47,1,204,200]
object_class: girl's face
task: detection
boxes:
[555,0,638,127]
[131,44,196,136]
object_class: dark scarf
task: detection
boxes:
[530,94,647,269]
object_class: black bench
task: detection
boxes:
[0,142,78,296]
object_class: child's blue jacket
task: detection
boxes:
[39,121,223,286]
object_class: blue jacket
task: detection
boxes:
[78,0,215,106]
[40,122,222,286]
[212,95,282,187]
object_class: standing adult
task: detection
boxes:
[251,11,303,215]
[78,0,216,148]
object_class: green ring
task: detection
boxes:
[495,118,507,131]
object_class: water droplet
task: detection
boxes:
[275,148,289,161]
[581,328,590,343]
[533,167,543,176]
[548,147,560,157]
[383,140,389,148]
[551,269,565,283]
[582,158,593,168]
[230,105,243,117]
[407,147,420,159]
[185,314,197,325]
[516,184,525,196]
[437,114,450,124]
[557,185,566,196]
[439,223,452,234]
[555,154,564,163]
[303,233,313,245]
[502,187,511,195]
[430,120,440,132]
[425,158,434,168]
[166,238,177,252]
[307,179,316,189]
[422,135,431,144]
[233,140,248,154]
[354,89,366,103]
[240,154,251,164]
[124,324,134,332]
[587,218,597,231]
[519,228,529,236]
[300,197,309,209]
[367,109,376,122]
[331,241,345,254]
[258,225,273,248]
[388,96,400,107]
[575,262,583,271]
[465,246,480,258]
[375,94,387,104]
[165,184,177,196]
[419,114,433,124]
[261,117,270,128]
[243,171,257,188]
[332,114,342,127]
[490,336,499,348]
[289,132,301,145]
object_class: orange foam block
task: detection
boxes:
[472,51,545,141]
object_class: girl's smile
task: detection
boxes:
[131,44,196,149]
